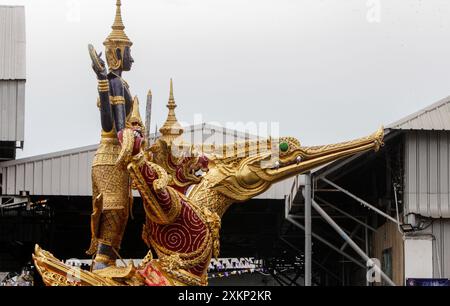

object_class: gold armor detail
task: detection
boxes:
[110,96,126,105]
[97,208,129,248]
[92,133,121,167]
[98,80,109,92]
[87,165,130,254]
[87,126,131,255]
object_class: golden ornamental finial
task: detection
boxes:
[112,0,124,30]
[169,78,175,102]
[104,0,132,48]
[103,0,133,70]
[159,79,184,143]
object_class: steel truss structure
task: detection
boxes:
[282,163,402,286]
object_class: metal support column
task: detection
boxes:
[365,217,370,286]
[304,172,312,286]
[312,200,396,286]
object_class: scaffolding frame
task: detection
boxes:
[284,173,398,286]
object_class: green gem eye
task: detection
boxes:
[280,142,289,152]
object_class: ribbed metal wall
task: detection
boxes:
[0,80,25,141]
[431,219,450,279]
[0,125,296,198]
[0,145,97,196]
[0,5,26,143]
[405,130,450,218]
[0,6,26,80]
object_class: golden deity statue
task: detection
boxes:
[32,0,386,286]
[85,0,138,272]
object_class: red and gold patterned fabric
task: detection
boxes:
[138,262,172,286]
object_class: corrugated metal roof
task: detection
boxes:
[0,6,26,80]
[387,96,450,131]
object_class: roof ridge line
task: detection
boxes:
[387,95,450,130]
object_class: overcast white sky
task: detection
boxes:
[2,0,450,158]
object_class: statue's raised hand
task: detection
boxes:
[88,44,107,80]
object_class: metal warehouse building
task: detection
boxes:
[0,5,26,161]
[389,97,450,281]
[283,96,450,285]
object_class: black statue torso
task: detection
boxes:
[98,71,133,134]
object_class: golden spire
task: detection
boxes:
[104,0,133,47]
[169,79,174,101]
[160,79,184,143]
[112,0,124,30]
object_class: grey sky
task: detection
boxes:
[1,0,450,158]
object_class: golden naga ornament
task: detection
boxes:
[32,0,386,287]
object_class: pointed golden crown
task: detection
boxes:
[128,96,144,128]
[159,79,184,143]
[103,0,133,70]
[104,0,133,48]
